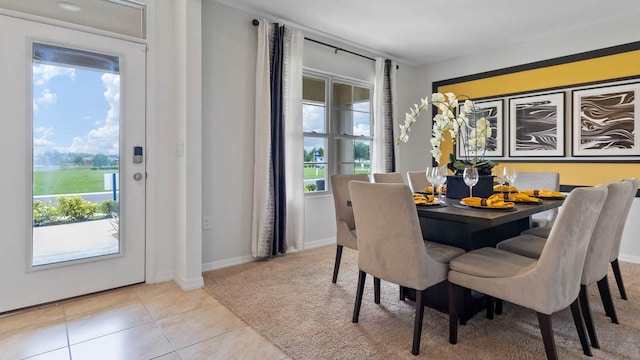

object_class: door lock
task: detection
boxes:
[133,172,143,181]
[133,146,143,164]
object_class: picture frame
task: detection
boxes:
[572,83,640,156]
[456,99,503,158]
[509,93,565,157]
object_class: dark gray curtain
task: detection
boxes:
[269,23,287,255]
[382,59,396,172]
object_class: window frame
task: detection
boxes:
[302,69,374,196]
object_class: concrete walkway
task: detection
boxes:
[32,219,119,266]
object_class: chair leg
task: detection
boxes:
[578,285,599,349]
[536,312,559,360]
[495,299,503,315]
[570,297,593,357]
[611,259,628,300]
[352,270,366,323]
[332,245,343,283]
[597,276,619,324]
[412,289,426,356]
[449,282,459,345]
[399,286,405,301]
[460,288,471,325]
[374,277,381,304]
[486,296,495,319]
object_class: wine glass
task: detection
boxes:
[463,167,479,198]
[434,166,448,202]
[494,171,506,195]
[503,166,517,192]
[425,167,436,197]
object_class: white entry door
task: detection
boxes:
[0,15,146,312]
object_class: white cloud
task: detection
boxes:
[33,64,75,86]
[33,89,57,112]
[67,73,120,155]
[303,103,325,133]
[353,123,370,136]
[33,126,55,148]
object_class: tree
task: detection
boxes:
[304,147,325,162]
[93,154,109,168]
[354,142,370,161]
[73,154,84,165]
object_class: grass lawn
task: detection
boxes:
[34,168,118,196]
[304,165,370,181]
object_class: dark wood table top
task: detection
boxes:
[416,198,564,228]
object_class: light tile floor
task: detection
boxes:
[0,282,290,360]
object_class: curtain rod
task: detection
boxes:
[252,19,398,69]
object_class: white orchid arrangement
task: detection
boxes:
[398,92,496,175]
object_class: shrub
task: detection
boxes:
[57,196,98,221]
[100,200,120,216]
[305,183,316,192]
[33,200,60,226]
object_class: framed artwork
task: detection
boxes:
[456,99,503,158]
[572,83,640,156]
[509,93,565,157]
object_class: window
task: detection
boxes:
[303,71,373,193]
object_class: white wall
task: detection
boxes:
[398,13,640,261]
[200,2,426,268]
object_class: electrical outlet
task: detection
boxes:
[202,216,212,229]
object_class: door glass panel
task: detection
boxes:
[32,43,120,267]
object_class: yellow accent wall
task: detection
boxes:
[437,49,640,186]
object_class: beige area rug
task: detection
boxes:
[203,245,640,359]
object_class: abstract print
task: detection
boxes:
[578,91,635,153]
[515,101,558,151]
[510,93,564,157]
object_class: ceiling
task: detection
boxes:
[217,0,640,65]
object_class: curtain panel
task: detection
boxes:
[372,58,398,174]
[252,20,304,258]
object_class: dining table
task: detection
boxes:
[409,197,565,317]
[416,198,565,251]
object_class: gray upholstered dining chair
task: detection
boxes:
[372,172,404,183]
[497,181,634,350]
[608,178,639,301]
[330,174,370,283]
[407,170,430,193]
[349,181,465,356]
[513,171,560,228]
[519,178,638,302]
[448,185,608,360]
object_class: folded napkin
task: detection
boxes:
[521,189,565,198]
[497,192,541,203]
[413,193,436,205]
[493,184,518,193]
[423,185,447,194]
[461,194,515,208]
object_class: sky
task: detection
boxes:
[32,64,120,156]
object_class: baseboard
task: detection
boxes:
[201,239,336,272]
[619,253,640,264]
[202,254,255,272]
[173,274,204,291]
[305,237,336,249]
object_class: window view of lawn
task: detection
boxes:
[34,167,118,195]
